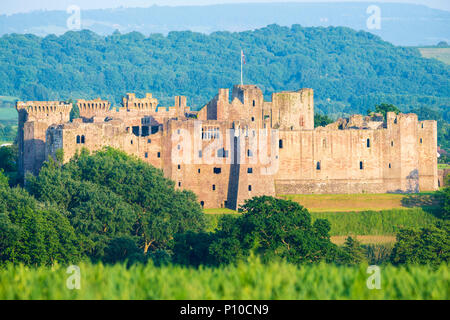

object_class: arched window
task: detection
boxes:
[316,161,321,170]
[360,161,364,170]
[81,135,85,144]
[279,139,283,149]
[367,138,371,148]
[76,135,80,144]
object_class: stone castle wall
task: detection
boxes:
[17,85,439,209]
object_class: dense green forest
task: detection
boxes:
[0,25,448,150]
[0,25,448,113]
[0,147,448,268]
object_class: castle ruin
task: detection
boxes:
[16,85,438,209]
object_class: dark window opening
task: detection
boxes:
[213,167,221,174]
[247,168,253,174]
[177,164,181,170]
[198,169,201,173]
[157,152,161,158]
[200,201,204,208]
[252,100,255,107]
[279,139,283,149]
[81,135,85,144]
[217,148,228,158]
[151,126,159,134]
[367,138,371,148]
[212,185,216,191]
[389,163,391,168]
[132,126,140,136]
[178,182,181,187]
[420,138,423,144]
[145,152,148,158]
[391,141,394,147]
[248,185,252,191]
[247,149,253,157]
[141,126,149,137]
[316,161,321,170]
[360,161,364,170]
[76,135,80,144]
[147,139,151,143]
[198,150,202,158]
[131,140,133,145]
[251,117,255,122]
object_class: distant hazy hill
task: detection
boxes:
[0,2,449,46]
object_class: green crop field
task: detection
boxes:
[0,260,447,300]
[419,48,450,65]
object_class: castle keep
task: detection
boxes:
[16,85,438,209]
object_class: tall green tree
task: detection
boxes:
[209,196,338,265]
[0,172,80,266]
[390,222,449,266]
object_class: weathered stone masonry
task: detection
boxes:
[16,85,438,209]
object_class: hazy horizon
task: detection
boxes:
[1,0,449,15]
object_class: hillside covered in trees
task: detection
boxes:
[0,24,449,150]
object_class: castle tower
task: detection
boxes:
[77,98,111,119]
[271,88,314,130]
[16,101,72,176]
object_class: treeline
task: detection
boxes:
[0,147,448,268]
[0,25,448,115]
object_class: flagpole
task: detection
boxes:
[240,50,243,86]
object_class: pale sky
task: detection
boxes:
[1,0,449,15]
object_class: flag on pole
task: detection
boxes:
[241,50,245,85]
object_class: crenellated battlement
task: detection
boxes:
[77,98,111,117]
[122,93,158,111]
[16,101,72,116]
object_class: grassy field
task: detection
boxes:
[310,208,439,236]
[206,193,439,214]
[330,235,396,245]
[419,47,450,64]
[278,193,439,212]
[204,208,237,215]
[0,108,18,121]
[204,193,442,246]
[204,208,439,245]
[0,260,447,300]
[439,164,450,170]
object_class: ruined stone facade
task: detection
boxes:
[16,85,438,209]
